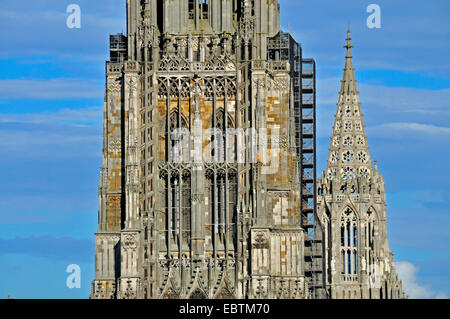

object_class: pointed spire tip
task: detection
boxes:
[344,29,354,52]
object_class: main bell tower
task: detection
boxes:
[91,0,318,299]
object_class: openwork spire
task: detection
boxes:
[326,30,372,181]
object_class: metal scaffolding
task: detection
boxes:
[300,58,326,299]
[109,34,127,63]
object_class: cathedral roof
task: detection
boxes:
[326,30,373,181]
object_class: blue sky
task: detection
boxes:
[0,0,448,299]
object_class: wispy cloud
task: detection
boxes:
[435,292,449,299]
[0,123,99,148]
[369,122,450,135]
[0,236,94,263]
[396,261,448,299]
[359,85,450,115]
[279,0,450,76]
[0,79,103,99]
[0,211,51,223]
[318,77,450,114]
[388,203,450,254]
[0,107,102,126]
[0,121,101,161]
[317,78,450,145]
[0,0,125,58]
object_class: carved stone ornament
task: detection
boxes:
[123,234,137,250]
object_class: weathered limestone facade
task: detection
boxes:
[316,31,404,299]
[91,0,309,299]
[91,1,403,300]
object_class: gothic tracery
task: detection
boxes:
[316,30,403,299]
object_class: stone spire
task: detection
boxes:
[315,30,404,299]
[341,30,356,96]
[327,30,372,181]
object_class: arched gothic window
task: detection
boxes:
[211,108,234,163]
[207,170,237,240]
[205,165,237,249]
[188,0,209,20]
[340,208,358,277]
[201,0,209,20]
[365,209,377,269]
[168,111,189,163]
[161,111,191,248]
[165,170,191,244]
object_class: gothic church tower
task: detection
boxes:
[316,31,404,299]
[91,0,313,299]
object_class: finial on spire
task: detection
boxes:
[344,29,353,58]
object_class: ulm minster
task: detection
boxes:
[91,0,403,299]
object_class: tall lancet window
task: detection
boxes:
[201,0,209,20]
[207,108,237,244]
[181,172,192,242]
[208,170,237,240]
[188,0,195,19]
[169,177,180,238]
[213,109,233,163]
[340,208,358,278]
[365,209,376,269]
[164,111,190,245]
[189,0,209,20]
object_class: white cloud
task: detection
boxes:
[0,107,102,126]
[318,77,450,115]
[0,1,125,58]
[435,292,449,299]
[0,79,103,99]
[369,122,450,135]
[0,120,101,159]
[395,261,448,299]
[279,0,450,75]
[358,85,450,115]
[316,77,450,142]
[0,127,98,148]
